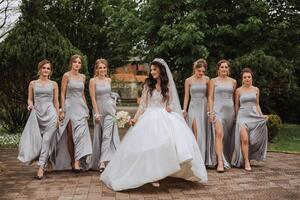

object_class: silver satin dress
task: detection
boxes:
[186,83,211,163]
[52,79,92,170]
[206,82,235,168]
[90,83,120,170]
[231,92,268,167]
[18,81,58,167]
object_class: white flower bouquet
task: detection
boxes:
[115,111,131,128]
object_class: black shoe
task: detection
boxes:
[217,165,225,173]
[99,167,105,173]
[217,161,225,173]
[70,162,75,170]
[74,168,81,173]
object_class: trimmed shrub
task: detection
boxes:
[267,114,283,142]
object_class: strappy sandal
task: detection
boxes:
[35,168,44,180]
[99,167,105,173]
[99,162,105,173]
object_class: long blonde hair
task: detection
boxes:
[94,58,108,77]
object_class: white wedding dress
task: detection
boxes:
[100,86,208,191]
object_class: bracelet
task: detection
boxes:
[94,113,102,118]
[207,111,215,116]
[59,108,65,113]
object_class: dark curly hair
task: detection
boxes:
[145,61,169,101]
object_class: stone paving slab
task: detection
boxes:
[0,148,299,200]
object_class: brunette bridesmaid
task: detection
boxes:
[231,68,268,170]
[53,54,92,171]
[207,59,236,172]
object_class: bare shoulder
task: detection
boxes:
[51,80,58,87]
[253,86,259,93]
[230,77,237,84]
[29,80,35,86]
[80,73,86,79]
[204,75,210,83]
[210,77,217,83]
[79,74,86,83]
[236,87,242,94]
[63,72,70,77]
[107,77,112,82]
[62,72,70,80]
[185,76,192,84]
[89,77,95,83]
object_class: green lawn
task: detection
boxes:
[268,124,300,153]
[0,124,299,153]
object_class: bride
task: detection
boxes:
[100,58,208,191]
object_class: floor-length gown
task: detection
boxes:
[100,87,207,191]
[90,83,120,170]
[186,83,211,164]
[52,79,92,170]
[18,81,58,166]
[231,92,268,167]
[206,81,235,168]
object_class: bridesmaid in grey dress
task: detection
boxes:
[54,54,92,171]
[183,59,210,161]
[89,58,120,172]
[18,59,59,179]
[232,68,268,170]
[207,59,236,172]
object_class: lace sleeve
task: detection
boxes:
[166,85,173,110]
[166,83,182,115]
[133,85,148,120]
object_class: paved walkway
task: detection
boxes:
[0,148,299,200]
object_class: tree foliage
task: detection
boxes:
[43,0,142,73]
[202,0,299,122]
[139,0,209,97]
[0,0,299,131]
[232,50,298,121]
[0,0,85,132]
[138,0,299,122]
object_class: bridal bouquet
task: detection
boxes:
[115,111,131,128]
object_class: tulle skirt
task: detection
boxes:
[100,107,208,191]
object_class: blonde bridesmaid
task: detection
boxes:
[232,68,268,170]
[18,59,59,179]
[183,59,210,161]
[89,58,120,172]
